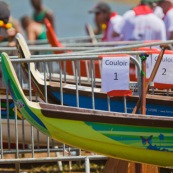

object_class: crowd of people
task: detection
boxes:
[0,0,54,46]
[90,0,173,42]
[0,0,55,81]
[0,0,172,46]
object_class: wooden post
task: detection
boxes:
[134,54,148,173]
[140,54,147,115]
[104,158,128,173]
[132,44,170,114]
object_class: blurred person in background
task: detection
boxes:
[21,15,47,41]
[0,1,16,45]
[21,16,51,75]
[151,0,164,19]
[0,1,20,86]
[21,15,48,73]
[89,2,123,42]
[117,0,166,41]
[30,0,55,29]
[158,0,173,40]
[9,16,23,34]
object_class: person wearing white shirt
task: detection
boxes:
[89,2,123,42]
[148,0,164,19]
[117,0,166,41]
[158,0,173,39]
[154,5,164,18]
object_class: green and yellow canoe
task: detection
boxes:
[2,52,173,167]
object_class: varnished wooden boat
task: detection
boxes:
[15,33,173,116]
[2,52,173,167]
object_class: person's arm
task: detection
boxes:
[13,19,23,34]
[26,26,36,41]
[167,11,173,40]
[111,16,123,40]
[160,21,166,41]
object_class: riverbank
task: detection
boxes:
[98,0,139,5]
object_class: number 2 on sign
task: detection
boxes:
[162,68,166,75]
[114,73,118,80]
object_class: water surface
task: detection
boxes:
[5,0,132,37]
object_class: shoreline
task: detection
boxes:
[97,0,139,5]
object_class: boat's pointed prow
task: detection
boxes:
[16,33,31,59]
[1,52,49,135]
[1,52,27,103]
[15,33,46,87]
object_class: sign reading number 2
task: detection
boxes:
[114,73,118,80]
[162,68,166,75]
[152,54,173,84]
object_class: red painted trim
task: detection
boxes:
[133,47,173,54]
[107,90,132,97]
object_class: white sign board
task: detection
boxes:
[152,54,173,84]
[101,56,130,93]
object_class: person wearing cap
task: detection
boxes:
[158,0,173,40]
[89,2,123,42]
[30,0,55,29]
[117,0,166,41]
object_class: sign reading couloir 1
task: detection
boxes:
[101,56,130,93]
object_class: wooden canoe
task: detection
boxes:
[2,52,173,167]
[0,93,59,146]
[15,33,173,117]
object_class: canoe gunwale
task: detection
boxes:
[40,102,173,128]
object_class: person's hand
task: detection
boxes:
[7,27,16,41]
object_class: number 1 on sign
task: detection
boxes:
[114,73,118,80]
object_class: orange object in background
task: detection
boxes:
[44,18,63,50]
[44,18,94,77]
[44,18,73,75]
